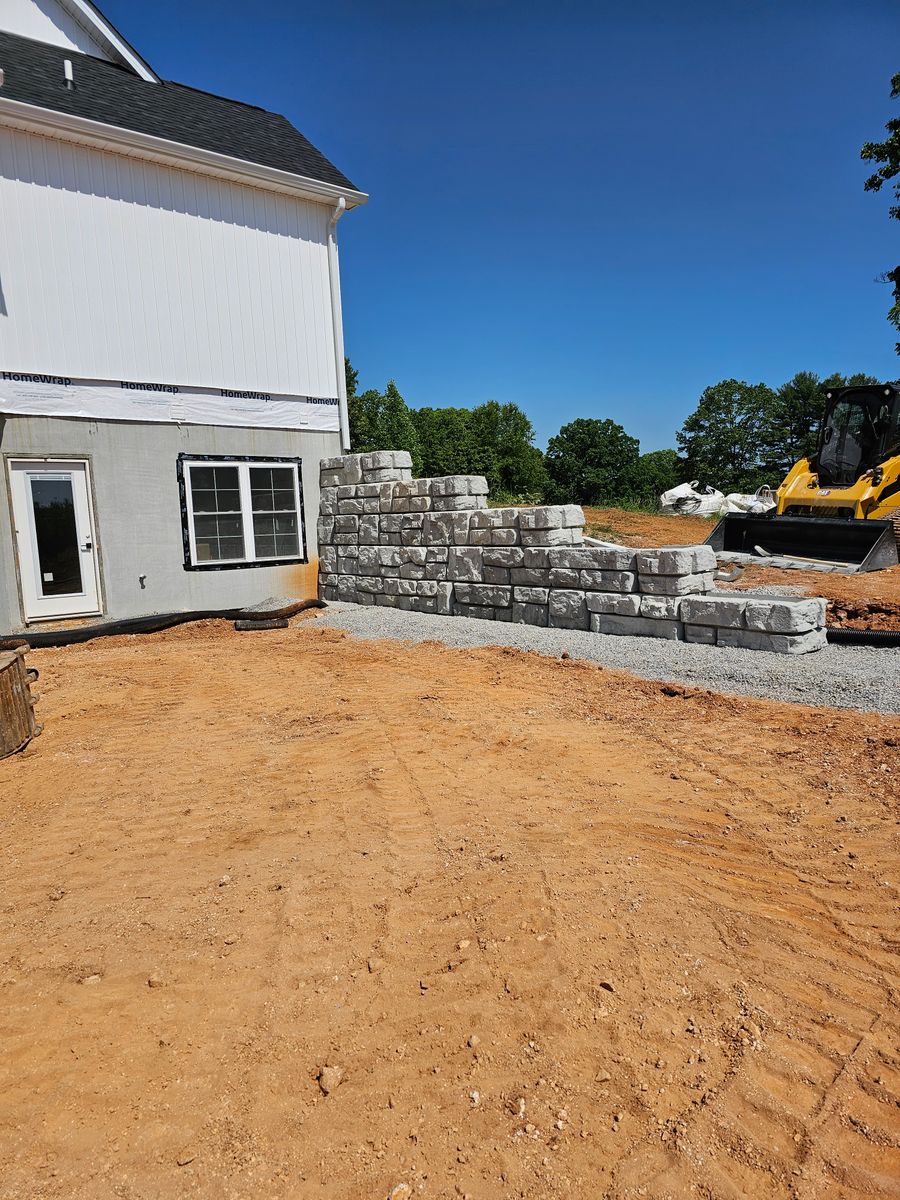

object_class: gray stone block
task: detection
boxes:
[377,546,402,567]
[635,545,717,575]
[425,562,450,580]
[356,545,380,575]
[716,627,826,654]
[548,589,588,629]
[451,512,471,544]
[491,528,520,546]
[512,602,549,626]
[400,529,425,546]
[426,546,449,561]
[469,528,492,545]
[399,546,427,566]
[317,516,335,545]
[432,494,481,511]
[638,571,715,596]
[519,504,584,530]
[319,545,337,573]
[513,586,549,604]
[521,527,582,547]
[321,463,364,489]
[319,487,339,515]
[548,546,637,571]
[448,547,484,582]
[743,597,826,633]
[366,467,412,484]
[337,498,365,515]
[549,568,580,588]
[523,548,550,568]
[399,562,426,579]
[484,566,511,585]
[679,594,747,627]
[454,583,511,607]
[423,511,456,544]
[334,514,358,533]
[359,515,379,544]
[684,623,716,644]
[483,547,525,567]
[579,570,638,593]
[333,533,359,546]
[585,592,642,616]
[337,575,358,600]
[321,586,339,602]
[435,582,454,614]
[639,595,682,620]
[591,614,683,640]
[510,567,550,587]
[380,513,402,534]
[356,576,384,594]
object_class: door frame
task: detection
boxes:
[6,456,104,624]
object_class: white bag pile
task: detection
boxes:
[659,480,725,516]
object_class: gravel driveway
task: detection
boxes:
[319,603,900,714]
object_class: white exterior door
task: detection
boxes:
[8,459,102,621]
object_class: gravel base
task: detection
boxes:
[319,603,900,715]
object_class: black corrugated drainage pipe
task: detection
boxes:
[0,600,325,650]
[826,626,900,648]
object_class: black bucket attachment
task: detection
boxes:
[706,513,899,572]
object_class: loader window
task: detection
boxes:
[818,395,886,486]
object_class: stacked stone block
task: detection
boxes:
[317,453,827,653]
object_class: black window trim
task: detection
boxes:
[176,453,308,572]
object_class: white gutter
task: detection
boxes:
[0,97,369,209]
[327,196,351,451]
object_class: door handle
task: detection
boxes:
[80,541,93,551]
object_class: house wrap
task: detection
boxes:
[0,0,366,629]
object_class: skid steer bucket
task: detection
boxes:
[706,513,899,572]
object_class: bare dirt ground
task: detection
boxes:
[1,616,898,1199]
[582,507,900,629]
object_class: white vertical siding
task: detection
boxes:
[0,126,339,398]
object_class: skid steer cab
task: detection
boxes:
[707,384,900,572]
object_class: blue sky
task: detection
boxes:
[106,0,899,451]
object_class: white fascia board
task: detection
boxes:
[0,97,368,209]
[60,0,160,82]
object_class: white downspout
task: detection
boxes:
[327,196,350,451]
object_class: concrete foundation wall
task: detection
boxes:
[0,415,340,630]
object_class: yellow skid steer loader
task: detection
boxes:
[707,383,900,571]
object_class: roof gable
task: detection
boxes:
[1,0,158,80]
[0,29,361,195]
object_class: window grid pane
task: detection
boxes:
[186,462,301,564]
[249,467,299,558]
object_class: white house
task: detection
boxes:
[0,0,366,630]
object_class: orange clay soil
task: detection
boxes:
[1,616,898,1200]
[582,507,900,629]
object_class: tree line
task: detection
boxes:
[345,360,882,509]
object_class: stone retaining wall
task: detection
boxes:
[317,453,827,653]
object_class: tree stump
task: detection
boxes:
[0,649,41,759]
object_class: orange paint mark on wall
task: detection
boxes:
[280,556,319,600]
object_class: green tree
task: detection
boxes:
[467,400,547,498]
[676,379,777,494]
[545,418,640,505]
[347,379,423,473]
[631,448,681,506]
[411,406,478,478]
[344,357,373,450]
[861,72,900,352]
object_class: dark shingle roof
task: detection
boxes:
[0,30,359,191]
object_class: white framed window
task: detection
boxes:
[178,455,305,569]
